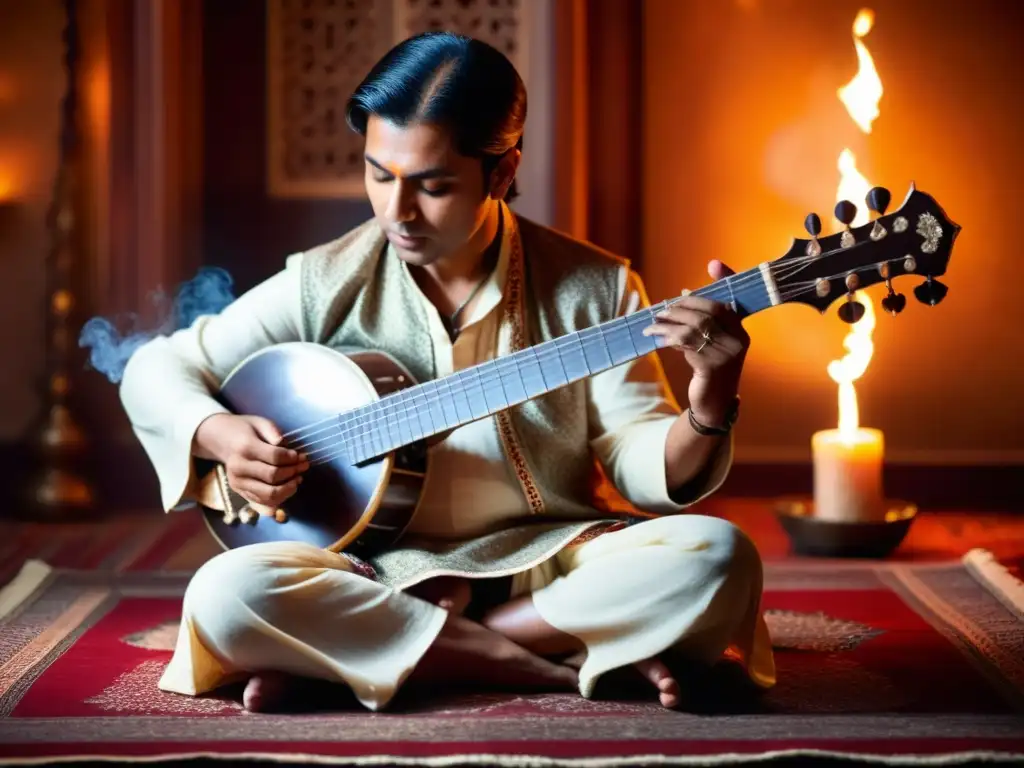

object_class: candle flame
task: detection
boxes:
[830,8,884,442]
[828,292,876,438]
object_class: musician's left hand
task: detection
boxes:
[642,259,749,428]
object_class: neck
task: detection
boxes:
[420,202,502,290]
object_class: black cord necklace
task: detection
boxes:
[443,218,503,341]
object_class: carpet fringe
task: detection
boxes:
[0,559,52,623]
[1,748,1024,767]
[963,548,1024,620]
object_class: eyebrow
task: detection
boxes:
[364,155,454,181]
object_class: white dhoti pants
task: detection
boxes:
[160,515,776,710]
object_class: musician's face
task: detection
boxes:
[363,116,516,267]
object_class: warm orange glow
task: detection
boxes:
[0,172,14,202]
[0,73,15,105]
[830,7,884,442]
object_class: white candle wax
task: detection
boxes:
[811,427,885,522]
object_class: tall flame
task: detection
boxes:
[830,8,884,441]
[828,294,876,437]
[837,9,883,134]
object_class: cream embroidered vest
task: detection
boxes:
[299,207,633,588]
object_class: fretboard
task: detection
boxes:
[335,265,774,464]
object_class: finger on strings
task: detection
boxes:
[251,460,308,486]
[708,259,736,280]
[246,441,306,466]
[651,305,714,332]
[643,322,703,349]
[672,292,730,318]
[289,430,341,456]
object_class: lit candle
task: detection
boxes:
[812,290,887,522]
[812,426,885,522]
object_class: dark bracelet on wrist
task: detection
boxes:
[687,396,740,436]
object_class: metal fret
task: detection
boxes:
[554,333,591,381]
[581,325,613,372]
[626,312,658,357]
[496,355,528,405]
[537,339,568,389]
[604,316,636,366]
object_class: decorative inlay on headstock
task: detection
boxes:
[917,212,943,254]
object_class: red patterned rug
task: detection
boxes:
[0,551,1022,767]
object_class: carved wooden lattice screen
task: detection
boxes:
[267,0,525,199]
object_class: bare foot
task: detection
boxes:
[409,613,578,692]
[238,610,574,713]
[634,656,681,708]
[563,649,680,708]
[242,671,293,712]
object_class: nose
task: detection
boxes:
[384,178,417,225]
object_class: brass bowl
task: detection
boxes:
[774,498,918,558]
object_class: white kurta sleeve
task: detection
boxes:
[119,253,306,512]
[587,267,733,515]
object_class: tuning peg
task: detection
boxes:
[838,274,865,323]
[834,200,857,248]
[914,276,948,306]
[866,187,890,241]
[877,263,906,316]
[881,290,907,316]
[838,294,865,323]
[804,213,822,257]
[866,187,891,216]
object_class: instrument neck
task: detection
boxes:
[333,263,777,465]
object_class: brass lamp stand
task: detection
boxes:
[21,0,95,519]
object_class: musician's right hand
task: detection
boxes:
[194,414,310,507]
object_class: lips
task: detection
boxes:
[390,231,428,249]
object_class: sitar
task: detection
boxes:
[199,185,959,555]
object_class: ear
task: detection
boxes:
[489,148,522,200]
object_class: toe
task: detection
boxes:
[635,657,681,709]
[634,657,671,687]
[242,672,290,712]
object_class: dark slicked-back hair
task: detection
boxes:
[346,31,526,201]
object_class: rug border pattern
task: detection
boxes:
[1,745,1024,768]
[1,557,1023,765]
[881,564,1024,712]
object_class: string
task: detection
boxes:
[281,259,789,455]
[283,248,831,454]
[305,253,906,468]
[286,245,896,464]
[287,247,870,464]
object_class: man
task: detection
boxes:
[119,31,775,713]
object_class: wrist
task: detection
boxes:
[193,413,233,462]
[688,395,740,435]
